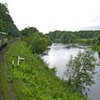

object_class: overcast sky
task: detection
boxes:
[1,0,100,33]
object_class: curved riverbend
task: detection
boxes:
[42,43,100,100]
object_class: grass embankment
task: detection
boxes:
[75,38,92,45]
[6,41,87,100]
[1,63,10,100]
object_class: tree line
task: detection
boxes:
[48,30,100,45]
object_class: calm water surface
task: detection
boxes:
[42,43,100,100]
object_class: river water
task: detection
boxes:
[42,43,100,100]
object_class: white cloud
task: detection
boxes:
[0,0,100,33]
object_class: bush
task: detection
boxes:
[64,49,97,94]
[22,32,52,54]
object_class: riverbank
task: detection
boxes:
[6,41,87,100]
[42,43,100,100]
[92,45,100,57]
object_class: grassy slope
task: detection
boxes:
[1,63,10,100]
[6,41,87,100]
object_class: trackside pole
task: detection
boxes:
[12,60,14,69]
[17,56,25,67]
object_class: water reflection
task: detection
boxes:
[42,43,84,78]
[42,43,100,100]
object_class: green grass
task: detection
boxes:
[1,63,10,100]
[12,79,29,100]
[6,40,87,100]
[75,38,92,45]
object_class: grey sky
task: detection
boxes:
[0,0,100,33]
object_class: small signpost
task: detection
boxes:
[12,56,25,69]
[12,60,14,69]
[17,56,25,67]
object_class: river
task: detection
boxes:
[42,43,100,100]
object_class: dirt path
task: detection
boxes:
[0,40,18,100]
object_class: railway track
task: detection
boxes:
[0,40,18,100]
[0,44,8,100]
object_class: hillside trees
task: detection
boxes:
[0,3,20,37]
[9,23,21,37]
[61,33,77,43]
[92,36,98,44]
[97,36,100,45]
[21,27,39,36]
[48,30,100,45]
[22,32,52,54]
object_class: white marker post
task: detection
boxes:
[17,56,25,67]
[12,60,14,69]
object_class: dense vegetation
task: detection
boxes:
[22,33,52,54]
[7,41,87,100]
[21,27,52,54]
[21,27,39,36]
[0,3,20,37]
[1,63,9,100]
[48,30,100,45]
[64,49,97,95]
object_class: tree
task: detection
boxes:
[97,36,100,45]
[64,49,97,94]
[92,37,98,44]
[22,32,52,54]
[48,30,100,44]
[21,27,39,36]
[86,39,92,45]
[9,23,21,37]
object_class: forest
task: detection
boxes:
[48,30,100,45]
[48,30,100,55]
